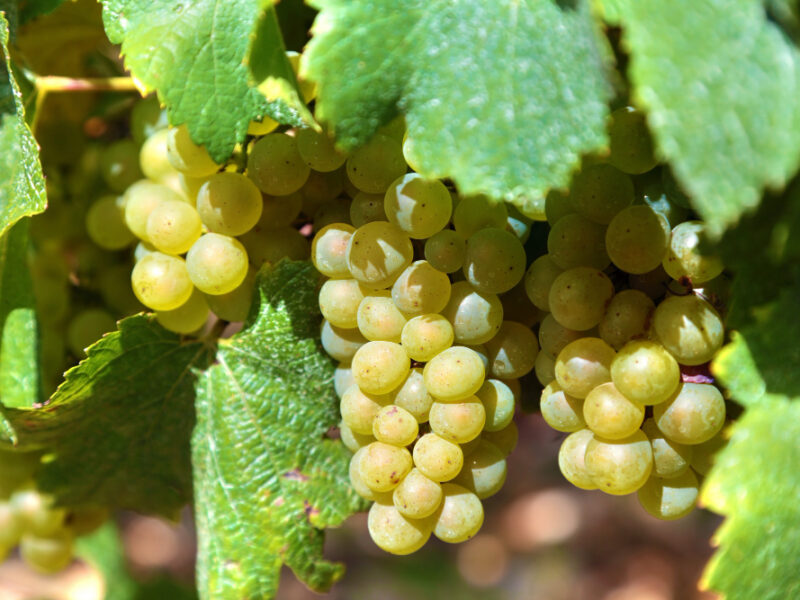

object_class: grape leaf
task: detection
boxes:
[602,0,800,237]
[0,315,214,516]
[303,0,612,210]
[18,0,67,26]
[100,0,312,163]
[192,260,365,600]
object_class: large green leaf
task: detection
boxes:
[192,260,365,600]
[602,0,800,237]
[304,0,612,209]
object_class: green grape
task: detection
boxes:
[186,233,249,295]
[379,115,406,141]
[425,229,466,274]
[341,422,375,453]
[605,205,670,274]
[467,344,489,370]
[392,260,451,314]
[558,429,597,490]
[320,320,365,362]
[0,501,22,548]
[311,223,355,278]
[340,384,393,435]
[20,531,74,574]
[547,214,610,270]
[134,241,157,262]
[85,195,135,250]
[459,435,483,458]
[598,289,655,350]
[462,228,526,294]
[584,430,653,495]
[156,288,210,334]
[101,139,144,192]
[393,468,443,519]
[359,441,413,492]
[346,221,413,289]
[555,337,615,399]
[167,125,220,177]
[295,127,347,172]
[178,172,210,204]
[432,483,483,543]
[196,172,264,236]
[146,199,203,255]
[641,418,693,479]
[663,220,724,284]
[629,264,670,300]
[429,397,486,444]
[441,281,503,345]
[523,254,563,312]
[368,497,432,555]
[352,341,410,395]
[356,292,408,343]
[384,173,452,239]
[570,164,635,224]
[476,379,515,432]
[334,363,356,399]
[506,204,533,242]
[350,448,379,500]
[689,430,727,476]
[549,267,614,331]
[540,381,585,433]
[247,132,310,195]
[611,340,680,405]
[393,368,434,423]
[350,192,387,227]
[545,189,575,225]
[11,489,66,536]
[313,198,351,232]
[483,321,538,379]
[131,95,168,145]
[537,313,584,359]
[607,107,658,174]
[131,252,194,310]
[453,439,507,499]
[402,132,423,172]
[66,308,116,357]
[583,382,645,440]
[499,280,542,328]
[139,128,179,184]
[423,346,486,402]
[256,191,302,228]
[653,382,725,445]
[205,268,256,322]
[412,433,464,482]
[124,180,185,241]
[239,226,310,267]
[247,117,279,136]
[652,294,724,365]
[637,470,699,520]
[302,169,346,213]
[534,350,555,386]
[401,314,454,362]
[318,279,365,329]
[483,421,518,457]
[373,405,419,447]
[452,195,508,238]
[97,264,144,315]
[346,134,407,194]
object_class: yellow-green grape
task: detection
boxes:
[352,341,410,395]
[124,180,185,241]
[402,132,423,172]
[452,195,508,238]
[423,346,486,401]
[20,531,74,574]
[384,173,452,239]
[247,117,279,136]
[340,384,392,435]
[523,254,563,312]
[463,228,526,294]
[482,421,518,457]
[166,125,220,177]
[540,381,585,433]
[350,192,387,227]
[652,295,724,365]
[378,115,406,141]
[401,314,454,363]
[186,233,249,295]
[350,448,379,499]
[85,195,135,250]
[598,289,655,350]
[584,430,653,495]
[178,172,209,204]
[302,169,345,211]
[247,132,310,195]
[690,429,727,476]
[155,288,209,334]
[320,320,365,362]
[372,405,419,447]
[641,418,693,479]
[239,226,310,268]
[538,313,584,359]
[356,292,408,343]
[131,252,194,310]
[555,337,615,399]
[139,128,178,183]
[368,498,432,555]
[570,164,635,224]
[346,134,406,194]
[629,264,670,300]
[549,267,614,331]
[637,470,699,520]
[545,189,575,225]
[359,441,413,492]
[312,223,355,278]
[468,344,490,370]
[66,309,116,357]
[101,139,143,192]
[0,502,22,549]
[499,280,542,328]
[196,172,264,236]
[334,364,355,399]
[146,200,203,255]
[534,350,555,386]
[260,191,303,228]
[441,281,503,345]
[506,204,533,242]
[432,483,484,543]
[611,340,680,405]
[558,429,598,490]
[429,397,486,444]
[547,213,610,270]
[11,489,66,536]
[453,439,507,499]
[393,368,434,423]
[412,433,463,482]
[318,279,365,329]
[653,382,726,445]
[313,198,352,232]
[583,382,645,440]
[131,95,168,145]
[608,106,658,174]
[475,380,515,432]
[483,321,538,379]
[346,221,413,289]
[97,264,145,316]
[424,229,466,274]
[391,260,451,314]
[663,220,724,284]
[393,468,443,519]
[295,127,347,172]
[605,205,670,274]
[205,269,256,322]
[341,422,375,453]
[134,241,157,262]
[460,435,483,458]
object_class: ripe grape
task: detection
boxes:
[318,279,365,329]
[412,433,464,482]
[368,498,432,555]
[423,346,486,401]
[372,405,419,447]
[384,173,452,239]
[156,288,210,334]
[453,439,507,499]
[392,369,434,423]
[506,204,533,242]
[19,531,74,574]
[260,191,303,228]
[652,294,724,365]
[549,267,614,331]
[346,134,407,194]
[351,341,410,395]
[475,379,515,432]
[463,228,526,294]
[558,429,597,490]
[440,281,503,345]
[584,430,653,495]
[350,192,387,227]
[393,468,443,519]
[499,280,541,327]
[146,199,203,255]
[401,314,454,362]
[545,189,575,225]
[432,483,483,543]
[131,96,168,145]
[523,254,563,312]
[629,264,670,300]
[313,198,351,232]
[166,125,220,177]
[101,139,143,192]
[124,180,185,241]
[320,320,365,362]
[428,397,486,444]
[547,213,610,270]
[204,269,256,322]
[311,223,355,278]
[346,221,413,289]
[537,313,584,358]
[452,195,508,238]
[425,229,466,274]
[334,364,356,399]
[357,292,408,343]
[482,421,518,457]
[196,172,263,236]
[185,233,249,295]
[66,309,116,357]
[663,220,724,284]
[295,127,347,172]
[247,117,279,136]
[85,195,135,250]
[598,289,655,350]
[607,106,658,174]
[483,321,538,379]
[350,448,380,500]
[140,129,180,185]
[554,337,615,399]
[611,340,680,405]
[534,350,556,386]
[540,381,585,433]
[341,423,375,454]
[239,226,310,267]
[131,252,194,310]
[11,489,66,536]
[583,382,645,440]
[689,430,727,476]
[653,382,725,445]
[641,418,693,479]
[359,442,413,492]
[247,133,310,195]
[391,260,451,314]
[605,205,670,274]
[302,169,346,211]
[97,264,144,316]
[637,470,699,520]
[570,164,635,224]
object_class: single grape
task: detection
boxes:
[391,260,451,314]
[351,341,410,395]
[313,198,352,232]
[101,139,143,192]
[607,106,658,174]
[429,397,486,444]
[295,127,347,172]
[350,448,380,500]
[247,133,310,195]
[85,195,135,250]
[64,507,110,537]
[373,405,419,447]
[523,254,563,312]
[653,382,725,445]
[506,204,533,242]
[239,226,310,267]
[534,350,556,386]
[432,483,484,543]
[368,498,432,555]
[346,221,413,289]
[146,199,203,255]
[312,223,355,279]
[186,233,249,295]
[641,418,693,479]
[259,191,303,228]
[247,117,279,136]
[584,430,653,495]
[302,169,346,212]
[156,288,210,334]
[570,164,635,224]
[452,195,507,238]
[318,279,365,329]
[482,421,518,457]
[605,205,670,274]
[124,180,185,241]
[384,173,451,239]
[401,314,454,362]
[320,320,366,362]
[547,213,610,270]
[549,267,614,331]
[424,229,466,274]
[350,192,387,227]
[195,172,263,236]
[475,379,515,432]
[341,422,375,454]
[540,381,585,433]
[483,321,538,379]
[558,429,597,490]
[19,531,74,574]
[205,269,256,322]
[499,280,542,328]
[131,96,168,145]
[611,340,680,405]
[134,241,157,262]
[357,291,408,343]
[393,468,443,519]
[463,228,526,294]
[66,309,116,357]
[652,295,724,365]
[359,441,413,492]
[346,134,407,194]
[131,252,194,310]
[11,489,66,536]
[453,439,507,499]
[637,470,699,520]
[663,220,724,284]
[689,430,727,476]
[545,189,575,225]
[334,363,356,399]
[583,382,645,440]
[629,264,670,300]
[423,346,486,402]
[441,281,503,345]
[393,368,434,423]
[598,289,655,350]
[412,433,464,482]
[555,337,615,399]
[139,128,178,184]
[537,313,584,359]
[166,125,220,177]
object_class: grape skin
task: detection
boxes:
[607,106,658,174]
[605,205,670,274]
[384,173,452,239]
[359,442,413,492]
[452,195,508,238]
[357,292,409,343]
[155,288,210,334]
[547,213,610,270]
[340,384,393,435]
[66,309,116,357]
[146,200,203,255]
[584,430,653,495]
[598,289,655,350]
[641,418,693,479]
[185,233,249,295]
[195,172,264,236]
[540,381,586,433]
[247,133,310,196]
[295,127,347,172]
[350,192,387,227]
[483,321,539,379]
[392,369,434,423]
[346,134,407,195]
[476,379,516,432]
[428,397,486,444]
[391,260,452,314]
[131,252,194,311]
[311,223,355,279]
[368,498,432,555]
[412,433,464,482]
[86,196,135,250]
[653,382,725,445]
[393,468,443,519]
[351,341,410,395]
[346,221,414,289]
[440,281,503,345]
[523,254,563,312]
[320,320,366,362]
[432,483,484,543]
[463,228,526,294]
[538,313,584,359]
[652,294,724,365]
[423,346,486,402]
[318,279,365,329]
[482,422,518,457]
[582,382,645,440]
[637,470,699,520]
[401,314,454,362]
[549,267,614,331]
[554,337,616,399]
[166,125,220,178]
[424,229,466,274]
[372,405,419,447]
[663,220,724,284]
[558,429,597,490]
[452,439,507,499]
[610,340,680,405]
